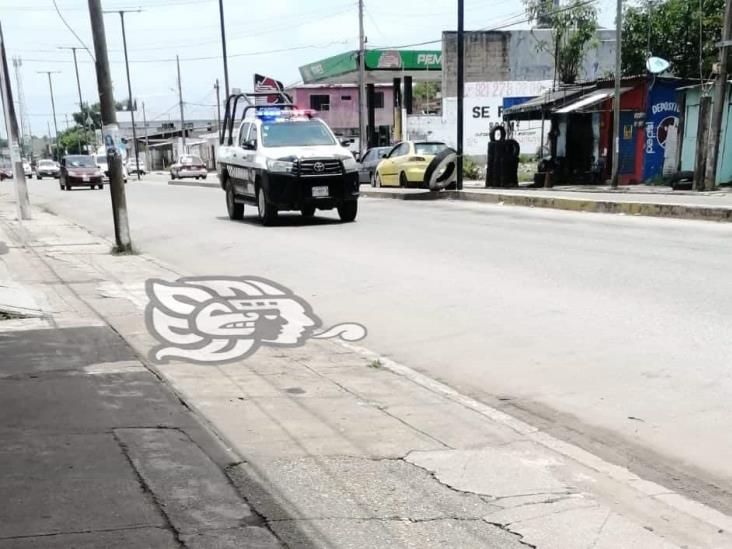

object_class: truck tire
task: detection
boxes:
[257,186,278,225]
[338,201,358,222]
[423,148,457,191]
[226,183,244,220]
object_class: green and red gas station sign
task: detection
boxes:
[299,49,442,84]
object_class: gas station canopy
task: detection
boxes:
[299,49,442,84]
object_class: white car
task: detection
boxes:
[126,156,146,175]
[36,159,60,179]
[170,155,208,180]
[22,161,32,178]
[217,101,359,225]
[95,155,128,183]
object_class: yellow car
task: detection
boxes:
[374,141,448,188]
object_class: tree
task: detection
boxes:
[72,100,127,130]
[57,126,92,155]
[622,0,724,78]
[524,0,599,84]
[413,82,441,114]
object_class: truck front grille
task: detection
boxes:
[298,159,343,176]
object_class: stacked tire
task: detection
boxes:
[485,125,520,188]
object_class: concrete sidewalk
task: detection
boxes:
[2,200,731,548]
[361,183,732,222]
[0,223,283,548]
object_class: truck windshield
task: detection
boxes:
[261,121,335,147]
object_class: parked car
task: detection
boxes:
[374,141,449,188]
[95,154,128,183]
[0,167,12,180]
[126,156,147,175]
[358,146,391,185]
[59,155,104,190]
[171,155,208,180]
[22,161,32,178]
[36,159,60,179]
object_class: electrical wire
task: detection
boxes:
[52,0,95,62]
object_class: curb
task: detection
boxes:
[168,179,219,189]
[360,189,732,222]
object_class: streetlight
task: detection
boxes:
[104,8,142,180]
[58,46,89,153]
[36,70,61,160]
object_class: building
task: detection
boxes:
[504,76,691,185]
[412,29,617,159]
[677,82,732,186]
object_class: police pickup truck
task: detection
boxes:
[217,95,360,225]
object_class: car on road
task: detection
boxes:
[35,159,60,179]
[358,146,391,185]
[95,154,128,183]
[126,156,147,175]
[374,141,449,188]
[170,155,208,180]
[218,100,360,225]
[59,155,104,191]
[22,160,32,178]
[0,166,12,180]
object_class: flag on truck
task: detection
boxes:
[253,74,289,104]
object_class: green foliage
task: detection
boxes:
[57,126,93,155]
[622,0,724,78]
[463,156,481,180]
[524,0,599,84]
[72,100,126,130]
[413,82,441,113]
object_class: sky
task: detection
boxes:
[1,0,617,140]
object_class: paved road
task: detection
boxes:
[19,175,732,511]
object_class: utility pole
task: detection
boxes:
[142,101,150,170]
[0,22,31,220]
[88,0,132,253]
[218,0,230,98]
[693,96,711,191]
[610,0,623,188]
[177,55,186,153]
[59,47,89,153]
[12,57,30,157]
[705,0,732,190]
[105,9,142,181]
[215,79,222,141]
[358,0,367,158]
[37,70,61,160]
[456,0,465,190]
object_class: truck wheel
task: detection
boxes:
[337,201,358,222]
[257,186,278,226]
[301,206,315,217]
[226,184,244,220]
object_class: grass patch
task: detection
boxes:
[367,358,383,369]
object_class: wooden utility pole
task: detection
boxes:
[693,96,711,191]
[357,0,366,159]
[215,79,222,141]
[0,21,31,220]
[142,101,150,170]
[456,0,465,190]
[705,0,732,189]
[177,55,186,154]
[218,0,230,98]
[37,70,61,160]
[59,47,89,152]
[610,0,623,188]
[88,0,132,252]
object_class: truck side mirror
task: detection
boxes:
[244,139,257,150]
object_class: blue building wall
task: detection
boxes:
[643,81,682,181]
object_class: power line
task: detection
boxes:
[52,0,95,62]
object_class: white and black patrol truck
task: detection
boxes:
[217,93,360,225]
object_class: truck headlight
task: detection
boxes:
[267,159,296,174]
[340,156,358,172]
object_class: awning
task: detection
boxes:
[503,85,594,121]
[554,87,631,113]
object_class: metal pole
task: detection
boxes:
[118,11,141,180]
[0,21,31,220]
[142,101,150,171]
[60,47,89,153]
[218,0,230,98]
[215,79,222,141]
[177,55,186,152]
[38,71,61,160]
[610,0,623,188]
[88,0,132,252]
[358,0,367,159]
[705,0,732,189]
[456,0,465,190]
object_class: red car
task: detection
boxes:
[59,155,105,190]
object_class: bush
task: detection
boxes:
[463,157,481,180]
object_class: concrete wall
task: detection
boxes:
[442,29,616,97]
[290,85,394,134]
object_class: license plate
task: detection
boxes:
[312,185,329,197]
[83,175,89,181]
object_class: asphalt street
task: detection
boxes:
[18,174,732,512]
